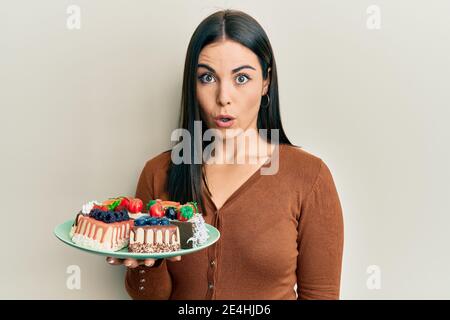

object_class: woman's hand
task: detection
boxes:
[106,256,181,268]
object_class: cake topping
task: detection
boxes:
[118,196,130,209]
[103,211,116,223]
[187,201,199,213]
[134,216,171,226]
[160,200,181,209]
[92,204,109,211]
[107,198,121,211]
[134,216,147,226]
[178,205,194,221]
[146,199,158,211]
[160,218,170,226]
[81,200,102,214]
[89,207,129,223]
[165,207,177,220]
[128,198,143,214]
[149,201,165,218]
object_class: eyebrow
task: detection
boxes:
[197,63,256,74]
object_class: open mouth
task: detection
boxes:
[214,115,235,128]
[214,114,236,127]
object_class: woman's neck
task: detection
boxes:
[207,129,274,165]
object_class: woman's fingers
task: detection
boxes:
[144,259,156,267]
[107,256,181,267]
[124,258,140,268]
[168,256,182,262]
[106,257,124,265]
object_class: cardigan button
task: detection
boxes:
[139,269,145,274]
[140,278,146,283]
[139,286,145,291]
[210,260,216,267]
[208,282,214,289]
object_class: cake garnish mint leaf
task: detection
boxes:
[108,198,122,211]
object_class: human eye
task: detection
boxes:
[198,73,216,84]
[235,73,251,85]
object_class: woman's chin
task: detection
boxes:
[217,127,243,140]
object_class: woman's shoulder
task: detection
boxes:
[141,148,173,176]
[280,143,323,168]
[279,143,333,188]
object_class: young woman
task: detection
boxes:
[107,9,344,300]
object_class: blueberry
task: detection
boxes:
[102,212,110,223]
[165,207,177,220]
[120,209,130,221]
[103,211,116,223]
[142,216,151,224]
[149,217,159,225]
[134,217,147,226]
[159,218,170,226]
[89,208,99,218]
[113,212,122,222]
[95,210,105,221]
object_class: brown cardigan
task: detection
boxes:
[125,144,344,299]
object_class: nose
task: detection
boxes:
[216,81,232,107]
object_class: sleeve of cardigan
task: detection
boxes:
[296,160,344,300]
[124,161,173,300]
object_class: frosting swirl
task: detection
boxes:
[81,200,101,214]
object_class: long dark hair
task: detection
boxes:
[167,9,294,215]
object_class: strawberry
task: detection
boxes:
[145,198,163,211]
[185,201,198,213]
[92,204,104,210]
[114,205,127,212]
[119,197,130,208]
[128,198,143,213]
[150,202,165,218]
[92,203,109,212]
[177,205,194,221]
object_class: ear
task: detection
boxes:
[262,67,271,95]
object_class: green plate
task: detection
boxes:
[54,219,220,259]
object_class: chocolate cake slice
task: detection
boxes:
[170,220,195,249]
[170,213,210,249]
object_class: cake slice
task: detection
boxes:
[128,217,181,253]
[137,199,210,250]
[170,213,209,249]
[70,212,134,251]
[70,199,134,251]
